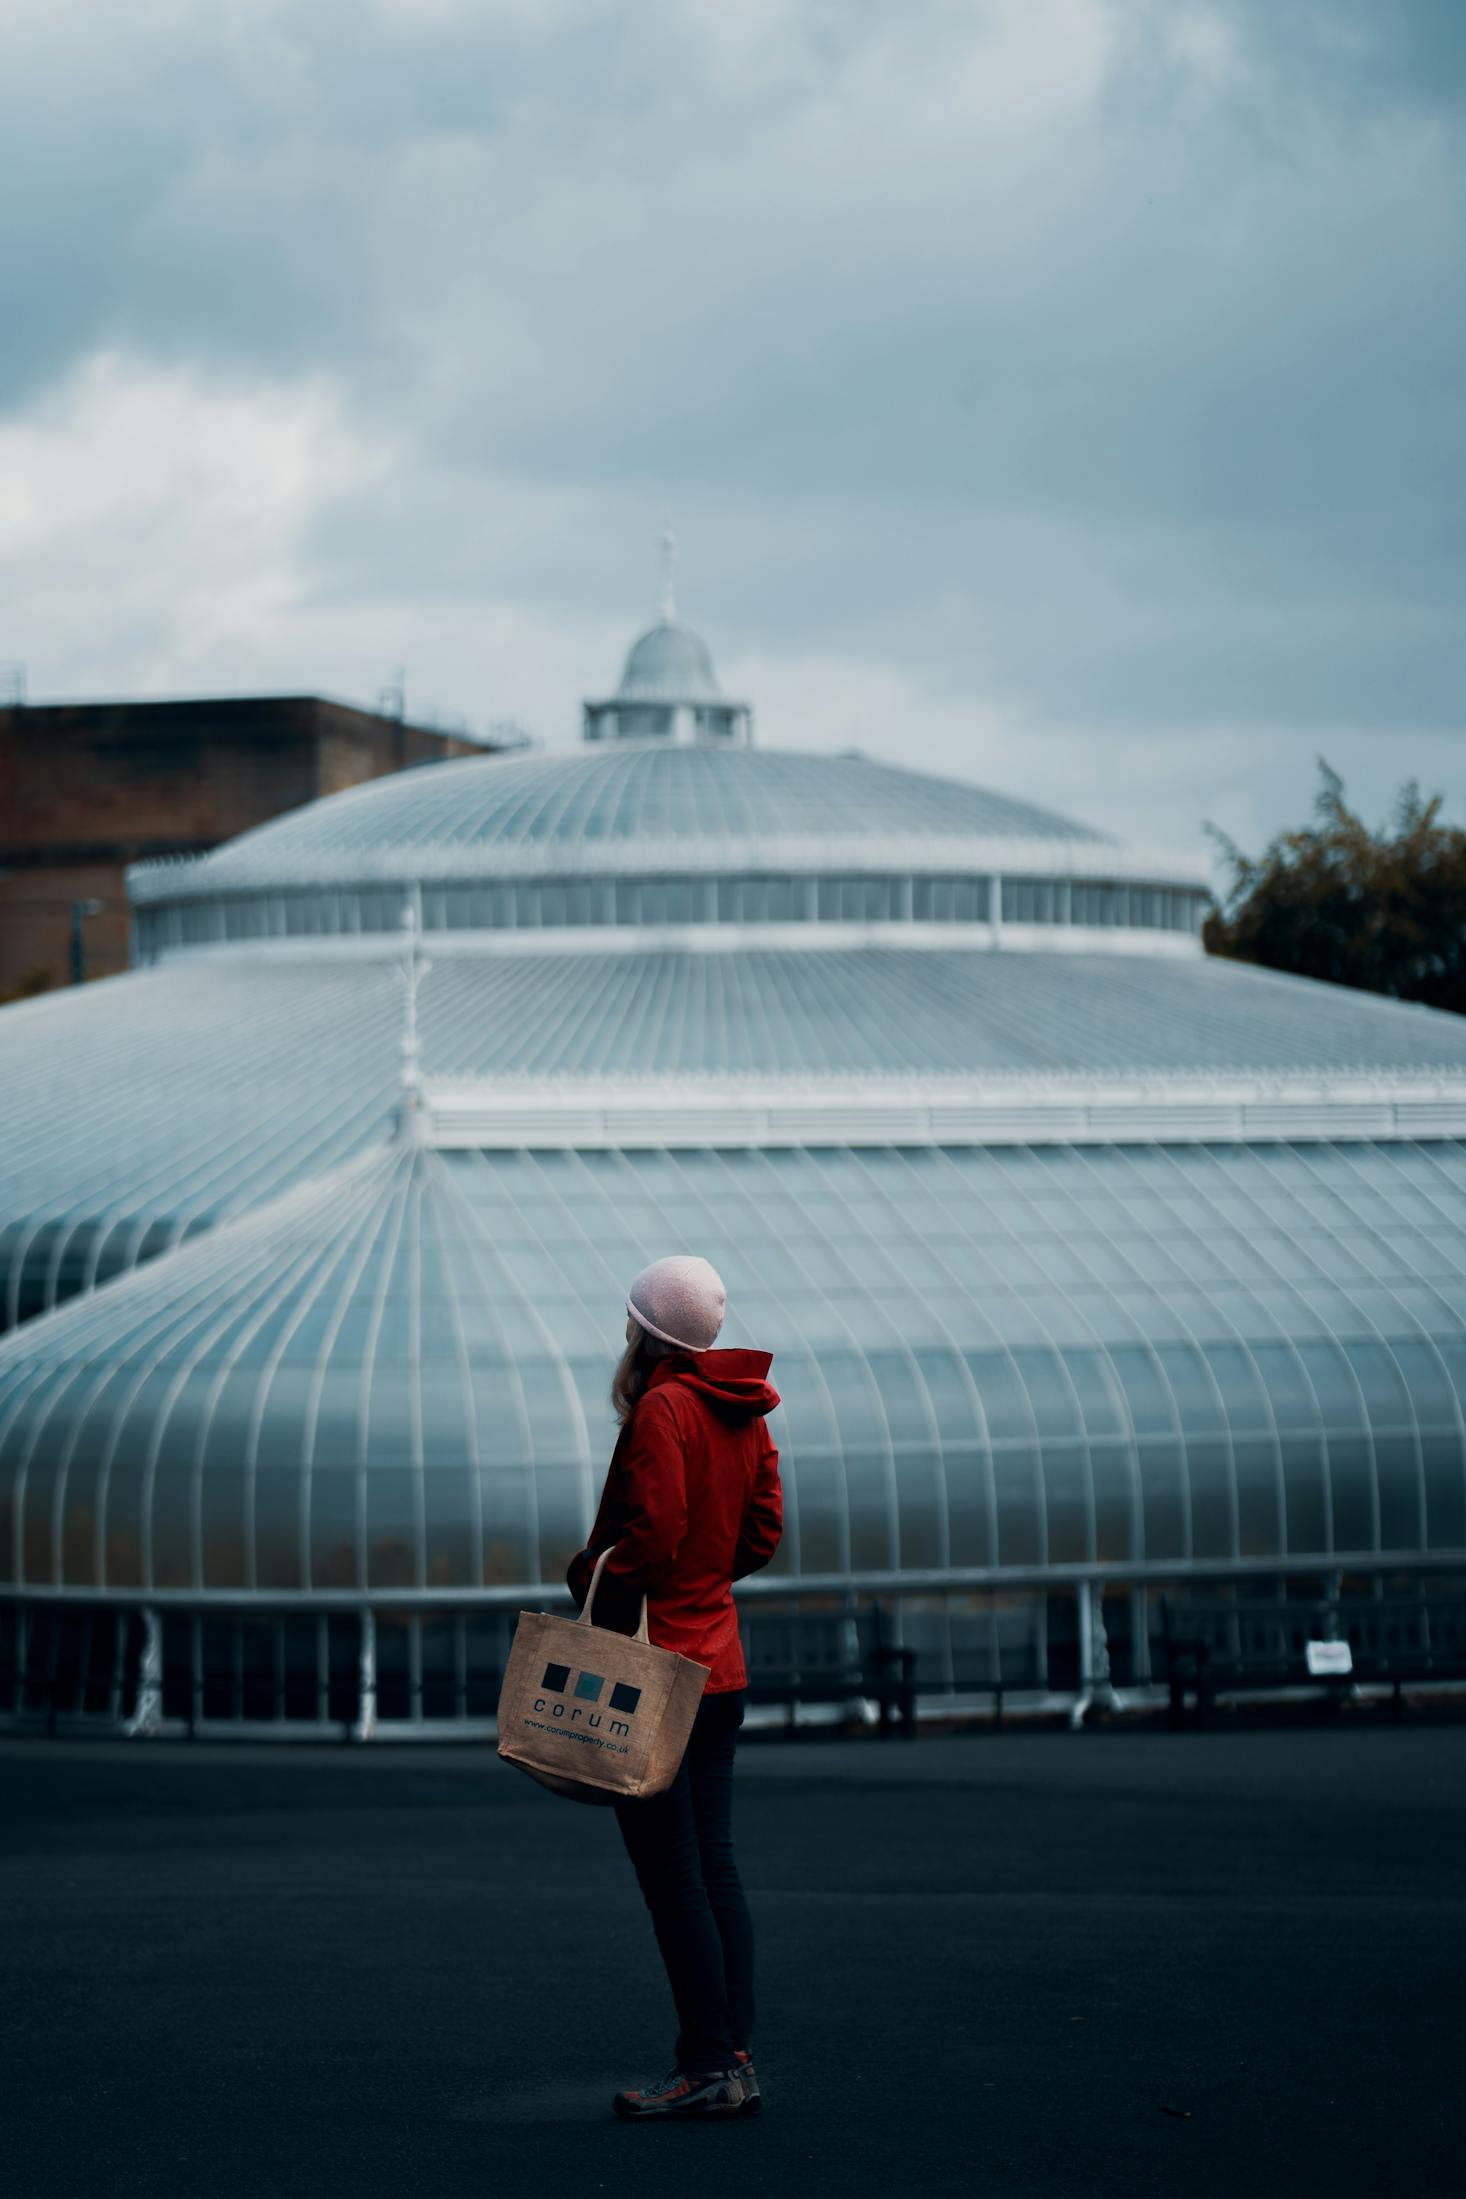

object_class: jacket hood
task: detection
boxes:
[647,1347,779,1420]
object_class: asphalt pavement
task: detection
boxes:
[2,1716,1463,2198]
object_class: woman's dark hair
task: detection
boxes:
[611,1319,679,1424]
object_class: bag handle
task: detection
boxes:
[579,1544,651,1645]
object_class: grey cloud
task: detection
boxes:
[2,0,1463,762]
[1211,1,1466,117]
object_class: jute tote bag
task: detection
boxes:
[496,1546,711,1806]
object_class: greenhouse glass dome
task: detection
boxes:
[3,600,1466,1735]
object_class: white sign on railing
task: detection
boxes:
[1305,1640,1354,1676]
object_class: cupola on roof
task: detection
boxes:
[582,532,752,745]
[617,617,721,703]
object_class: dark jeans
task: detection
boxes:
[613,1684,753,2076]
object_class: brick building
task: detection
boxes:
[0,694,508,998]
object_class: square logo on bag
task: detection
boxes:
[540,1662,571,1692]
[574,1670,605,1702]
[610,1681,641,1714]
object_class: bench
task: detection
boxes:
[744,1607,919,1738]
[1160,1593,1466,1727]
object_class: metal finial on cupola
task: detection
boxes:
[394,884,432,1142]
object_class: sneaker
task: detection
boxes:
[612,2064,747,2119]
[732,2047,762,2114]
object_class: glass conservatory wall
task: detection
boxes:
[132,875,1209,958]
[4,1140,1466,1616]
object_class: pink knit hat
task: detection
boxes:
[627,1255,727,1352]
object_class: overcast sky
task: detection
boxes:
[2,0,1462,867]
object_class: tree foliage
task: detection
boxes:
[1203,761,1466,1014]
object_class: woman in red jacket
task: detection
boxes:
[566,1254,783,2122]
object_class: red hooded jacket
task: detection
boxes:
[565,1348,783,1693]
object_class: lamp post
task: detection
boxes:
[69,897,103,985]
